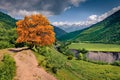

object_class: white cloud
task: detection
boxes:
[88,15,98,21]
[70,0,86,7]
[52,6,120,32]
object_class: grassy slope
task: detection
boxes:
[53,26,67,38]
[57,29,83,41]
[69,43,120,52]
[69,60,120,80]
[0,12,16,29]
[74,10,120,43]
[0,54,16,80]
[0,12,17,49]
[34,47,120,80]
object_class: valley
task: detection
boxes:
[0,2,120,80]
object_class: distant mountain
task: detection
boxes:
[56,25,86,32]
[53,25,67,38]
[59,10,120,44]
[57,29,84,41]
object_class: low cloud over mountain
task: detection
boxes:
[52,6,120,32]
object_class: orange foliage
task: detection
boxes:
[16,14,55,46]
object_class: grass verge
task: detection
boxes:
[0,54,16,80]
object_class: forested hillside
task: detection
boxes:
[0,12,17,49]
[59,10,120,44]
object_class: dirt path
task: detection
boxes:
[8,48,57,80]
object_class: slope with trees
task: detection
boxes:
[53,25,67,38]
[0,12,17,49]
[59,10,120,44]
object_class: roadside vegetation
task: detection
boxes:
[0,54,16,80]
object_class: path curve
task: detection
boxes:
[10,48,57,80]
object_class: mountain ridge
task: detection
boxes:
[59,10,120,44]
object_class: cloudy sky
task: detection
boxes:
[0,0,120,32]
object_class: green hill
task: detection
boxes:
[59,10,120,44]
[0,12,16,29]
[0,12,17,49]
[57,28,87,41]
[53,25,67,38]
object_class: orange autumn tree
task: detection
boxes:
[16,14,55,47]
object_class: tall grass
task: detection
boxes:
[0,54,16,80]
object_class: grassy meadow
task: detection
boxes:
[33,47,120,80]
[69,43,120,52]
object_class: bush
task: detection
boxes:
[35,46,50,57]
[67,55,73,60]
[65,49,74,56]
[112,61,120,66]
[33,46,67,74]
[0,28,17,49]
[57,41,71,54]
[78,48,88,54]
[77,53,84,60]
[0,54,16,80]
[15,42,25,48]
[46,52,66,74]
[52,67,57,74]
[0,41,14,49]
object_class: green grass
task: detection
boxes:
[67,60,120,80]
[0,54,16,80]
[56,59,120,80]
[69,43,120,52]
[33,46,120,80]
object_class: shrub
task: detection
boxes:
[15,42,25,48]
[0,41,13,49]
[52,67,57,74]
[77,53,84,60]
[67,55,73,60]
[35,46,50,57]
[65,49,74,56]
[78,48,88,54]
[57,41,71,54]
[112,61,120,66]
[33,46,67,74]
[46,53,66,74]
[0,54,16,80]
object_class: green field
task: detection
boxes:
[69,43,120,52]
[34,47,120,80]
